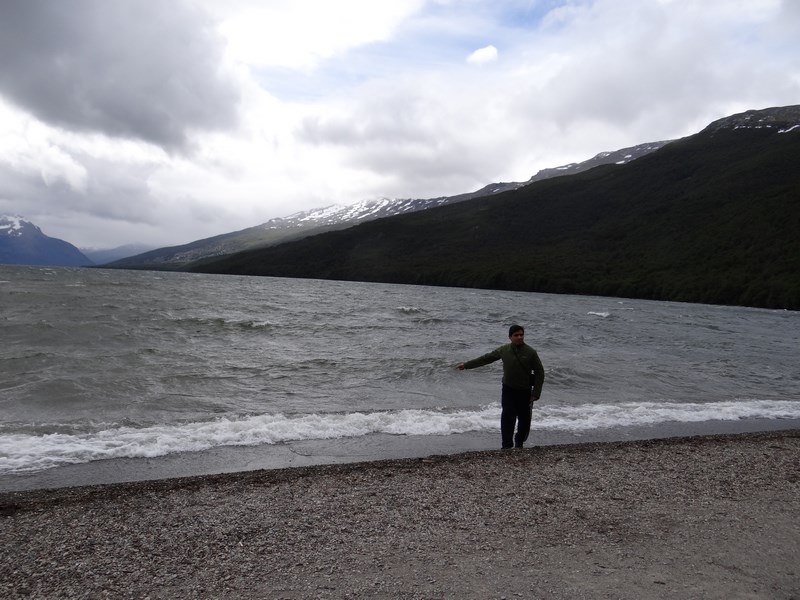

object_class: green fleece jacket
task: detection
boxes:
[464,343,545,398]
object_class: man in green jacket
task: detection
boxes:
[457,324,545,449]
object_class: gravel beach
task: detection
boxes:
[1,430,798,599]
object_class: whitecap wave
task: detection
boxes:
[1,400,797,474]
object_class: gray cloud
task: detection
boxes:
[298,82,519,198]
[0,156,199,248]
[0,143,250,248]
[0,158,159,227]
[0,0,240,152]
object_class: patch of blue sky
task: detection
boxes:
[253,1,574,103]
[492,0,566,29]
[252,43,436,103]
[255,19,509,102]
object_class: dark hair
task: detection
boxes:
[508,324,524,337]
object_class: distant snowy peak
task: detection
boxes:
[0,215,41,237]
[261,197,452,231]
[0,215,92,267]
[703,105,800,134]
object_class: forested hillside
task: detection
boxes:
[189,110,800,310]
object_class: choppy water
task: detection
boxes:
[1,265,798,475]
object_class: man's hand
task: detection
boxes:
[456,363,466,370]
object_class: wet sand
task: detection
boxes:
[1,429,798,599]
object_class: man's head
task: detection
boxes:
[508,324,525,346]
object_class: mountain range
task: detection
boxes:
[2,140,662,271]
[107,140,669,269]
[186,105,800,310]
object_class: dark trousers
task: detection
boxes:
[501,385,532,448]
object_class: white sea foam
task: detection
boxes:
[1,400,798,475]
[397,306,423,314]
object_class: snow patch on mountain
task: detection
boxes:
[0,215,32,237]
[261,197,452,232]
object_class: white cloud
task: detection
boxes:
[213,0,426,70]
[467,45,499,65]
[0,102,87,193]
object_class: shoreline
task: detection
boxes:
[1,417,798,493]
[1,429,798,599]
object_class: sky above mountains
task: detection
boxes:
[0,0,798,249]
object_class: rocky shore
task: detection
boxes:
[1,430,798,599]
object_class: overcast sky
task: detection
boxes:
[0,0,798,249]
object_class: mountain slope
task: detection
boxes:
[108,141,668,269]
[0,216,93,267]
[188,106,800,310]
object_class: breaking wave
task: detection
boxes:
[2,400,797,475]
